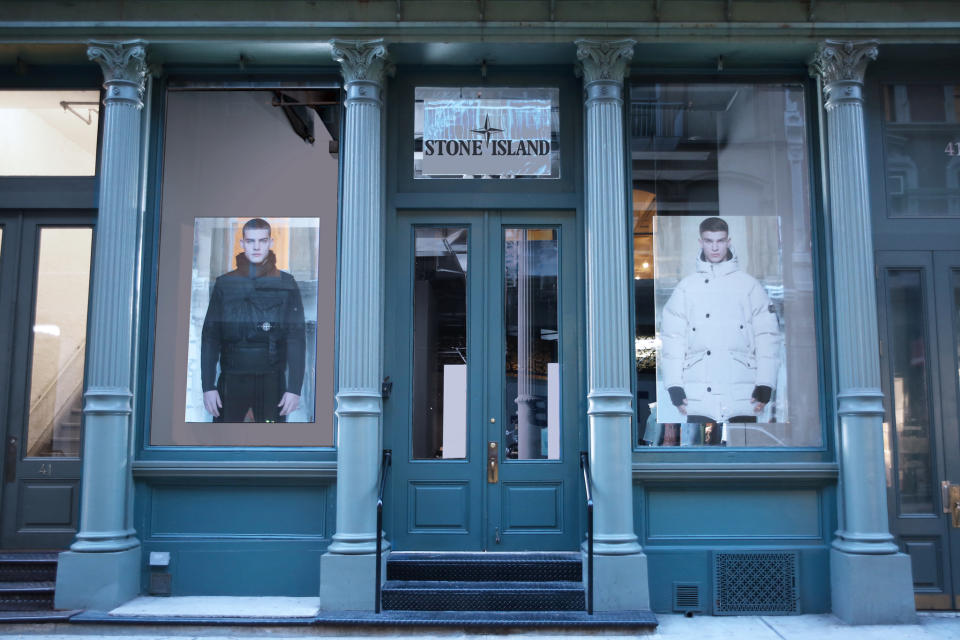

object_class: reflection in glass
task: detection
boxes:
[886,269,934,514]
[883,84,960,217]
[413,87,561,180]
[632,82,820,448]
[412,227,468,459]
[504,228,560,460]
[26,228,93,457]
[0,90,100,176]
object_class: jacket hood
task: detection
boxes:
[235,250,278,278]
[695,248,739,276]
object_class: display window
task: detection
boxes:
[631,81,821,448]
[149,88,339,447]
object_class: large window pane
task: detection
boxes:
[883,83,960,217]
[412,227,469,459]
[150,88,340,446]
[0,90,99,176]
[632,82,821,448]
[504,228,560,460]
[885,269,935,514]
[26,227,93,457]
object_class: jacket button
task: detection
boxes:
[707,350,711,355]
[739,324,743,329]
[692,327,696,332]
[706,313,710,318]
[705,278,709,283]
[707,387,712,392]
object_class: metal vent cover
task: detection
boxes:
[672,581,703,613]
[713,551,799,615]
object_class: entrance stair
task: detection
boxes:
[375,551,657,628]
[383,551,584,611]
[0,551,75,621]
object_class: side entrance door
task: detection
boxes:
[385,209,582,551]
[877,250,960,609]
[0,211,94,549]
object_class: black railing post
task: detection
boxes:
[580,450,594,615]
[375,449,392,614]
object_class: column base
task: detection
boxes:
[588,551,650,612]
[55,546,140,611]
[830,548,916,624]
[319,551,388,611]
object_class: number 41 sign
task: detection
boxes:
[946,141,960,156]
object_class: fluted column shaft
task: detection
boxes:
[576,40,642,556]
[329,39,390,556]
[811,40,898,555]
[73,40,148,553]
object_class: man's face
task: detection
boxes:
[242,228,273,264]
[699,230,731,264]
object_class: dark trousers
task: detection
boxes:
[686,414,757,445]
[214,372,286,423]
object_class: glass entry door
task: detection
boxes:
[0,212,94,549]
[385,210,581,551]
[877,250,960,609]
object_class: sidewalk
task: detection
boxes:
[0,612,958,639]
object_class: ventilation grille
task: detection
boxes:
[713,552,799,615]
[672,582,702,613]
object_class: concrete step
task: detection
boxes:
[386,551,582,582]
[0,553,57,583]
[381,580,585,611]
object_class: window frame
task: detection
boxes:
[626,71,835,466]
[135,69,344,464]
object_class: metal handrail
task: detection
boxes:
[375,449,392,614]
[580,450,594,615]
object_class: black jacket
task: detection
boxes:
[200,251,306,394]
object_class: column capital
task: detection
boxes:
[87,40,148,108]
[575,39,635,100]
[810,40,878,106]
[331,38,392,104]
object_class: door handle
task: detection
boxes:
[4,436,16,484]
[487,441,498,483]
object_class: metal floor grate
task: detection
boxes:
[713,551,799,615]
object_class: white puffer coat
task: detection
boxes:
[660,251,780,421]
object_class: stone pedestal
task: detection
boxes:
[55,548,140,611]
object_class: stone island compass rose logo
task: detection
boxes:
[471,115,503,144]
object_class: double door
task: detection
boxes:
[384,210,582,551]
[0,212,94,549]
[877,250,960,608]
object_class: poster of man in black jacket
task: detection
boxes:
[200,218,306,422]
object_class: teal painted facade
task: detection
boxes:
[4,0,960,624]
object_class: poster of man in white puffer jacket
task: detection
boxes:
[657,216,781,432]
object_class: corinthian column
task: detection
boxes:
[320,38,391,611]
[810,40,916,625]
[575,39,649,611]
[55,40,147,611]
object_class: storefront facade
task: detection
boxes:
[1,1,959,625]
